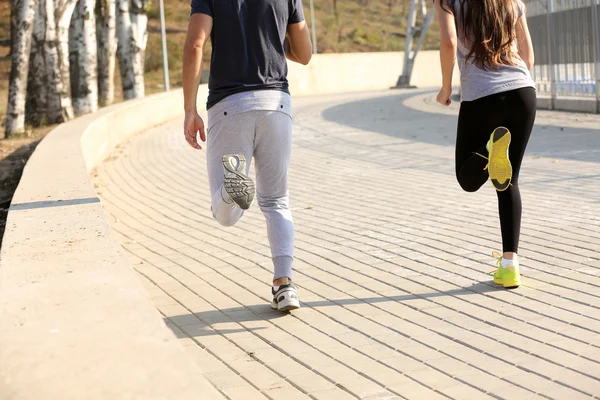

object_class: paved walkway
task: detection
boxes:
[93,90,600,400]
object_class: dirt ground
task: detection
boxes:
[0,127,53,244]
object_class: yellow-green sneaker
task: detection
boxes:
[491,252,521,288]
[488,127,513,192]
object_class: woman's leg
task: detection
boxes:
[455,96,505,192]
[496,87,537,256]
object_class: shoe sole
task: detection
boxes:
[494,276,521,288]
[503,280,521,289]
[488,127,512,192]
[271,298,300,312]
[223,154,255,210]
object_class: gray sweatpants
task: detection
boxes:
[206,107,294,281]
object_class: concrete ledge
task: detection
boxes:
[537,95,599,114]
[288,51,460,96]
[0,51,454,399]
[0,86,225,399]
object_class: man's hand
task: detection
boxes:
[182,13,212,149]
[436,87,452,106]
[184,111,206,150]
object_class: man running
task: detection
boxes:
[182,0,312,310]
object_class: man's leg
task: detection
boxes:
[253,110,298,310]
[206,112,255,227]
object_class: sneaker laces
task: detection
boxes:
[473,152,489,171]
[490,251,503,275]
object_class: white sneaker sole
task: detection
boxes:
[271,287,300,312]
[223,154,255,209]
[271,297,300,311]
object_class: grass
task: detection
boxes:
[144,0,209,95]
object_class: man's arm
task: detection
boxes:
[286,21,312,65]
[182,13,212,149]
[183,13,212,114]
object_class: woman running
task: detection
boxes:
[434,0,536,288]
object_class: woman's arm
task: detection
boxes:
[516,15,534,69]
[434,0,458,105]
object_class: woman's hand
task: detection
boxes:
[436,87,452,106]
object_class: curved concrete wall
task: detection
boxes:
[287,51,459,95]
[0,51,451,399]
[0,87,225,399]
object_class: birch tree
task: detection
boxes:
[26,0,48,126]
[96,0,117,106]
[116,0,148,99]
[10,1,17,56]
[25,0,79,125]
[53,0,78,121]
[69,0,99,115]
[5,0,38,137]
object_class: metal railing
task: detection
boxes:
[525,0,600,112]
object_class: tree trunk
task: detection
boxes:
[53,0,77,121]
[130,0,148,96]
[116,0,147,99]
[116,0,134,99]
[69,0,99,115]
[42,0,68,123]
[5,0,38,137]
[25,0,79,125]
[96,0,117,106]
[10,1,18,56]
[26,0,48,126]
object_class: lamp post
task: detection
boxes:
[159,0,170,91]
[393,0,434,88]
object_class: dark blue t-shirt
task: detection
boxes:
[191,0,305,109]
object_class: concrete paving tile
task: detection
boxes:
[94,92,600,400]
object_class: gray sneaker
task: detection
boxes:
[222,154,255,210]
[271,283,300,312]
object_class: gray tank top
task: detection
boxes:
[452,0,536,101]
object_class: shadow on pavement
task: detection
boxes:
[165,324,267,339]
[164,281,501,327]
[300,280,502,308]
[321,91,600,163]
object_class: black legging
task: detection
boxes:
[455,87,536,253]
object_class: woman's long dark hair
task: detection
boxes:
[442,0,520,70]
